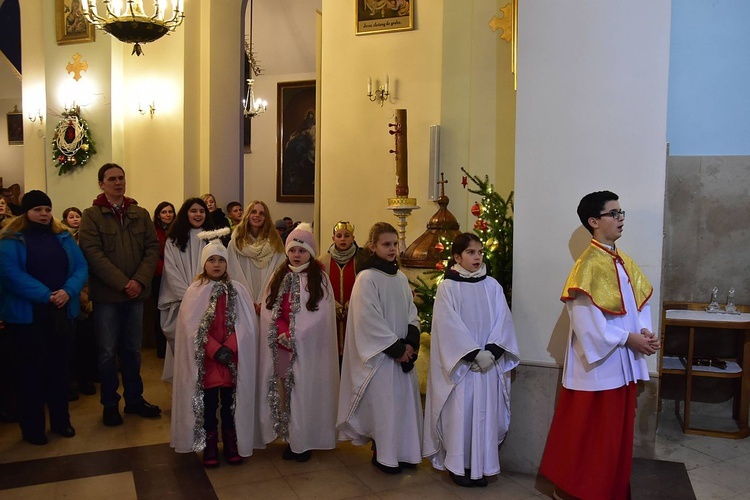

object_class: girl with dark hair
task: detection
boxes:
[337,222,422,474]
[201,194,231,245]
[257,223,338,462]
[150,201,175,358]
[0,191,88,445]
[158,198,222,380]
[423,233,520,487]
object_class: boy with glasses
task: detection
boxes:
[540,190,660,500]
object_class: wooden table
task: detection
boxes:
[658,301,750,439]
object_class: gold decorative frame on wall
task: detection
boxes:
[6,110,23,145]
[277,80,316,203]
[356,0,414,35]
[56,0,96,45]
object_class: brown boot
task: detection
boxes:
[203,431,219,468]
[222,427,243,465]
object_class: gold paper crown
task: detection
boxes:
[333,220,355,234]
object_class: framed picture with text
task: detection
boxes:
[356,0,413,35]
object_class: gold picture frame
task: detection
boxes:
[356,0,414,35]
[6,111,23,145]
[277,80,316,203]
[56,0,95,45]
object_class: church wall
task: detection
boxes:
[319,0,444,244]
[241,0,320,228]
[667,1,750,156]
[662,155,750,305]
[0,97,24,188]
[507,0,671,474]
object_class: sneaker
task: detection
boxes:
[124,400,161,418]
[103,406,123,426]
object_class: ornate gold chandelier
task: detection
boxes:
[81,1,185,56]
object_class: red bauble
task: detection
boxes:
[57,155,65,163]
[474,219,488,231]
[434,242,444,252]
[471,202,482,217]
[435,262,445,271]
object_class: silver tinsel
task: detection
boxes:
[266,270,301,440]
[191,280,239,451]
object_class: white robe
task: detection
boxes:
[563,259,652,391]
[257,270,339,453]
[226,236,286,306]
[336,267,423,467]
[158,228,206,381]
[423,276,520,479]
[170,279,259,456]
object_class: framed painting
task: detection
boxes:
[7,111,23,145]
[356,0,414,35]
[277,80,316,203]
[56,0,96,45]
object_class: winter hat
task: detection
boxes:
[275,219,287,231]
[200,239,229,270]
[285,222,316,256]
[22,190,52,212]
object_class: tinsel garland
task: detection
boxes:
[266,270,301,440]
[191,280,238,451]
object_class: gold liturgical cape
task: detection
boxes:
[561,240,652,315]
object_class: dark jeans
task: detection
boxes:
[6,308,74,439]
[71,313,98,385]
[203,386,235,432]
[94,301,145,408]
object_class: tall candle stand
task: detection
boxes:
[387,109,419,254]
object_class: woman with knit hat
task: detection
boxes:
[0,190,88,445]
[258,223,338,461]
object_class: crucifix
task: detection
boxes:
[66,53,89,81]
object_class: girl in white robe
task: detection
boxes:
[423,233,520,487]
[170,240,259,466]
[337,222,423,474]
[158,198,223,380]
[258,223,339,461]
[227,201,286,318]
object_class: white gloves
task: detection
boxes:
[473,350,496,373]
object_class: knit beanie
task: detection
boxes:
[285,222,316,256]
[200,239,229,270]
[21,190,52,212]
[275,219,286,231]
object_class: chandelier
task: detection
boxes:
[81,1,185,56]
[244,78,267,118]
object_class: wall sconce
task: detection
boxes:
[27,109,44,124]
[367,75,392,106]
[138,101,156,119]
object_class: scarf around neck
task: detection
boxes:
[236,235,277,269]
[328,242,358,267]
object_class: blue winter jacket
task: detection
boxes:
[0,229,88,324]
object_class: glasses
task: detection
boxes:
[594,209,626,221]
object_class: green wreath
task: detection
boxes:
[52,107,96,175]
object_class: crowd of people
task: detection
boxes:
[0,168,658,495]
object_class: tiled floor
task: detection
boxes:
[0,349,748,499]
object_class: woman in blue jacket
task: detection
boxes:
[0,191,88,445]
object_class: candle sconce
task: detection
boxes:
[27,109,44,125]
[138,101,156,119]
[367,75,392,106]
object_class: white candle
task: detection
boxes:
[385,74,390,93]
[367,77,372,95]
